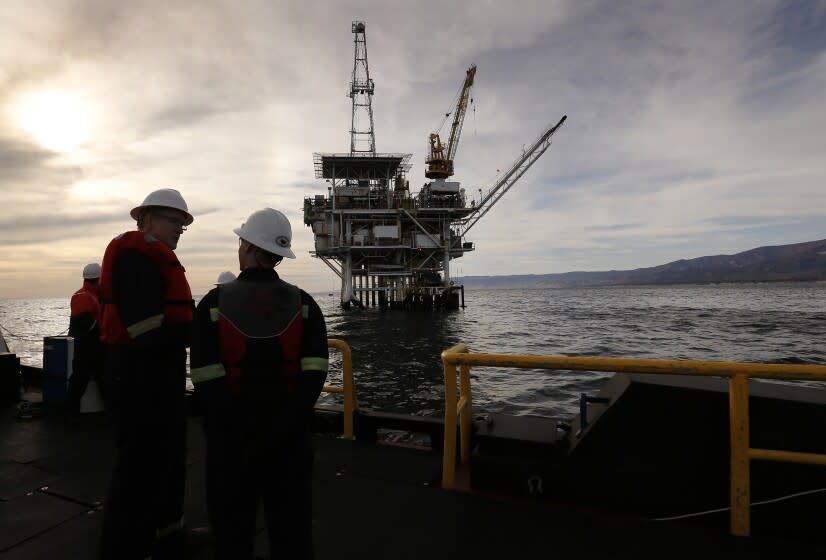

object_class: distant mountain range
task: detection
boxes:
[461,239,826,288]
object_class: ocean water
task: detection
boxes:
[1,283,824,420]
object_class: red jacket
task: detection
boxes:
[71,281,100,321]
[99,231,193,344]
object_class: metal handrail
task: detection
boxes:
[440,343,826,537]
[323,338,358,440]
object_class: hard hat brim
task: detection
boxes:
[234,227,296,259]
[130,205,194,226]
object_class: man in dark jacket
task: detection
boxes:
[98,188,194,559]
[66,262,104,413]
[191,207,328,559]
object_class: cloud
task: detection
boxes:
[0,134,77,185]
[0,0,824,297]
[0,210,124,241]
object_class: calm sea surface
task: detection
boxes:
[1,283,824,420]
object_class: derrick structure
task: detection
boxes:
[349,21,376,156]
[304,22,566,310]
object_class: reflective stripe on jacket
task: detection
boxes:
[99,231,193,344]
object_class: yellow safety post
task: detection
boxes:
[729,373,750,537]
[441,343,468,489]
[441,346,473,486]
[324,339,357,440]
[459,364,473,466]
[442,360,458,489]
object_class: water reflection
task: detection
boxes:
[3,283,825,421]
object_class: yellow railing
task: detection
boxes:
[440,343,826,537]
[323,338,358,440]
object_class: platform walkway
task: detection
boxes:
[1,405,823,559]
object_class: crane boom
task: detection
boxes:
[460,115,567,237]
[425,64,477,179]
[446,64,476,163]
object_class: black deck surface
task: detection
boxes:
[1,402,824,559]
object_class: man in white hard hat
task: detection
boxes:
[214,270,236,285]
[98,188,194,559]
[66,262,104,413]
[191,208,328,559]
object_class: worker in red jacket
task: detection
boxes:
[66,262,104,413]
[98,188,194,560]
[191,208,328,559]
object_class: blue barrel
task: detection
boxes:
[42,336,74,404]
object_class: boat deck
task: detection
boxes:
[1,402,824,559]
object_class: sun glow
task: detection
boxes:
[15,91,92,153]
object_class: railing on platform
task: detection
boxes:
[323,338,357,440]
[440,343,826,537]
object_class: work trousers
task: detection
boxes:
[100,347,187,560]
[66,351,104,413]
[204,408,314,560]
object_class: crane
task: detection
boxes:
[425,64,477,180]
[460,115,567,237]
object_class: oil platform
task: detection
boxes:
[303,21,566,310]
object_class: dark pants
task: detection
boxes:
[204,405,314,560]
[100,347,187,560]
[66,353,105,413]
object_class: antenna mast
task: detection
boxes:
[349,21,376,155]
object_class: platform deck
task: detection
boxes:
[1,403,823,559]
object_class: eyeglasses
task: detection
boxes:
[155,213,188,231]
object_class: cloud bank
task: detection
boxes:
[0,0,824,297]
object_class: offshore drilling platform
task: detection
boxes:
[303,21,566,310]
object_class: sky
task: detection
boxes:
[1,0,825,298]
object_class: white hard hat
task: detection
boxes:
[130,188,194,225]
[215,271,236,285]
[82,263,101,279]
[233,208,295,259]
